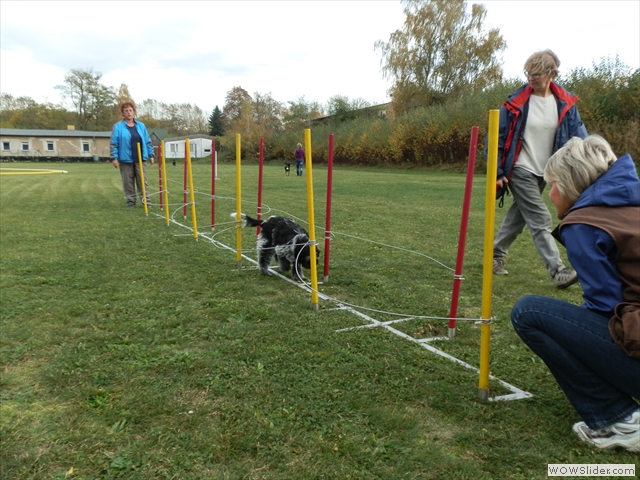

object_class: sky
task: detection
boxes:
[1,0,639,116]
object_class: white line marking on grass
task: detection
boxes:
[157,212,533,402]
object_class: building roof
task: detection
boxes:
[0,128,111,138]
[149,129,169,140]
[164,134,216,142]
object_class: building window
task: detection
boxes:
[22,143,29,151]
[47,142,54,151]
[2,142,9,151]
[82,142,90,152]
[170,144,178,153]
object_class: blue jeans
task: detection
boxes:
[296,160,303,176]
[511,296,640,429]
[494,168,565,277]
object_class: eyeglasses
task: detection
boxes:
[524,71,548,80]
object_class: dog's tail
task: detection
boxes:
[230,212,263,228]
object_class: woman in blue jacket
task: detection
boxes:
[512,135,640,452]
[110,102,155,208]
[492,50,587,288]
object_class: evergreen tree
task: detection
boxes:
[208,105,224,136]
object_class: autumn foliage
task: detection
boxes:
[264,60,639,168]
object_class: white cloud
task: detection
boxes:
[1,0,638,115]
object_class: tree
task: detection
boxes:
[208,106,224,136]
[561,56,639,124]
[55,68,116,130]
[113,83,134,118]
[135,98,207,135]
[222,86,252,130]
[0,94,75,129]
[166,103,208,136]
[375,0,506,114]
[252,92,283,138]
[283,96,324,132]
[326,95,371,123]
[222,89,284,152]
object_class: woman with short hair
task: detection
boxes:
[110,102,155,208]
[511,135,640,452]
[493,49,588,288]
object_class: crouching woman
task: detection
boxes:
[511,135,640,452]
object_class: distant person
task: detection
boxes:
[110,102,154,208]
[511,135,640,452]
[493,49,587,288]
[295,143,305,177]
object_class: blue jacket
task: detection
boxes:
[554,154,640,316]
[496,83,587,197]
[110,120,154,163]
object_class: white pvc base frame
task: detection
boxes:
[156,208,534,403]
[335,312,531,402]
[194,228,532,403]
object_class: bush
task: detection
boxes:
[247,61,639,167]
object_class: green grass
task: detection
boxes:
[1,161,638,479]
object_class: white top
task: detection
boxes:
[516,94,559,176]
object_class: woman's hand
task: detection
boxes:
[496,177,509,189]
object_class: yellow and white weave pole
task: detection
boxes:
[478,109,500,400]
[161,140,170,226]
[235,134,243,268]
[137,143,149,216]
[304,129,319,310]
[185,139,198,240]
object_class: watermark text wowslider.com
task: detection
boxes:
[548,464,635,477]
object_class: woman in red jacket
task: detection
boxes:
[492,50,587,288]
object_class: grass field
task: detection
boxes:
[1,160,638,479]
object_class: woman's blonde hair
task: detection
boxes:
[297,143,302,148]
[544,135,618,204]
[524,49,560,78]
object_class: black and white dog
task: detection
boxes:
[284,162,291,176]
[231,213,319,281]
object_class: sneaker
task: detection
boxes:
[553,267,578,289]
[493,257,508,276]
[573,411,640,452]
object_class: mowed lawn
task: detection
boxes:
[1,160,637,479]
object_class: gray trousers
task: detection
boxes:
[493,167,564,277]
[119,162,151,207]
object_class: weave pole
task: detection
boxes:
[303,129,319,310]
[447,126,478,338]
[183,144,188,219]
[137,143,149,216]
[185,139,198,240]
[211,139,216,229]
[157,144,163,210]
[478,110,499,400]
[161,140,170,226]
[257,138,264,237]
[235,134,242,268]
[323,134,335,283]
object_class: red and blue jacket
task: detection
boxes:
[497,83,587,196]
